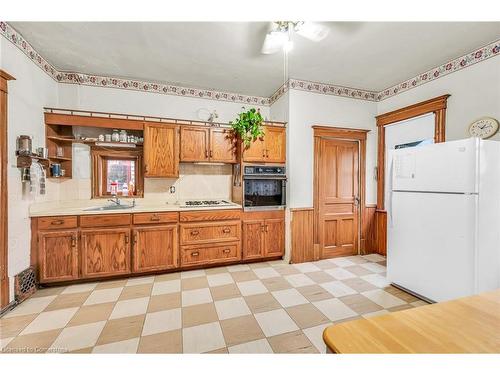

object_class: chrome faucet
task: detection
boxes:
[108,195,121,206]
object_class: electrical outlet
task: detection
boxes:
[169,186,176,194]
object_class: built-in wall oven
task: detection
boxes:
[243,165,286,210]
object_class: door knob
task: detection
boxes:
[354,196,360,206]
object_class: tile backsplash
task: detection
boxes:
[47,163,233,203]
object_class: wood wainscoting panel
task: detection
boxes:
[290,208,315,264]
[375,210,387,256]
[361,205,377,254]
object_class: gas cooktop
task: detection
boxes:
[180,199,236,208]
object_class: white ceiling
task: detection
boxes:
[10,22,500,96]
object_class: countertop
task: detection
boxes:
[29,199,242,217]
[323,289,500,353]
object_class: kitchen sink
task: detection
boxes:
[83,204,136,211]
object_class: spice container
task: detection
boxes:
[112,129,120,142]
[119,130,127,142]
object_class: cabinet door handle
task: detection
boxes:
[125,234,130,244]
[71,235,77,247]
[144,164,149,174]
[205,150,209,158]
[222,248,231,254]
[51,219,64,225]
[261,225,265,233]
[266,150,270,158]
[191,251,200,257]
[150,215,160,221]
[190,230,199,236]
[133,233,138,245]
[222,227,231,234]
[209,150,213,158]
[265,225,269,232]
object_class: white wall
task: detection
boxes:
[288,89,378,208]
[378,57,500,141]
[1,39,59,301]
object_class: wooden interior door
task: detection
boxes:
[38,230,78,283]
[264,218,285,257]
[81,228,130,278]
[264,126,286,163]
[132,225,178,272]
[242,220,264,259]
[209,128,237,163]
[144,123,179,177]
[181,126,209,162]
[317,138,360,258]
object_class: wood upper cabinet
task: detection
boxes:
[144,123,179,177]
[180,126,236,163]
[132,224,178,273]
[265,127,286,163]
[243,126,286,163]
[209,128,237,163]
[81,227,130,278]
[180,127,209,162]
[242,220,265,260]
[38,230,78,282]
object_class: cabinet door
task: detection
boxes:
[242,137,266,162]
[242,220,265,259]
[144,123,179,177]
[264,218,285,257]
[39,230,78,282]
[209,128,237,163]
[181,127,209,162]
[81,228,130,278]
[264,126,286,163]
[132,225,178,273]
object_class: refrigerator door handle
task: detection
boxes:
[388,152,394,227]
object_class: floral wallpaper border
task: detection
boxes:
[1,21,499,105]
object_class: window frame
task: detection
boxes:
[91,148,144,198]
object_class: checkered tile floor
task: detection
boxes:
[0,254,426,353]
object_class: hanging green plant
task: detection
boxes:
[229,107,265,147]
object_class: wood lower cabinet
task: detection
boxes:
[81,227,131,278]
[242,211,285,259]
[32,208,286,284]
[132,225,178,273]
[144,123,179,177]
[242,220,265,259]
[38,230,78,283]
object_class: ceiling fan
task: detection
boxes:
[261,21,329,54]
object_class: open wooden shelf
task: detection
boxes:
[48,156,72,161]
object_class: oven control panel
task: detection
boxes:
[244,166,286,175]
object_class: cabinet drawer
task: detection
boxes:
[80,214,131,228]
[38,216,78,230]
[180,221,241,245]
[179,209,241,222]
[133,212,178,225]
[180,242,240,266]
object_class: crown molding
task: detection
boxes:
[1,21,499,106]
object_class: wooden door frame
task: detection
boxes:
[313,126,369,258]
[375,94,450,210]
[1,70,15,309]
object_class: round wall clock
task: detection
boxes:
[468,117,499,139]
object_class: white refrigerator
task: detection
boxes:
[387,138,500,302]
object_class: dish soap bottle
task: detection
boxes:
[110,180,118,196]
[122,183,129,197]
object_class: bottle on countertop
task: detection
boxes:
[122,183,129,197]
[110,180,118,196]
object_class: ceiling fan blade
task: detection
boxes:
[261,31,287,54]
[296,22,329,42]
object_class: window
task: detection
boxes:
[91,149,144,198]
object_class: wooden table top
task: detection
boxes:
[323,289,500,353]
